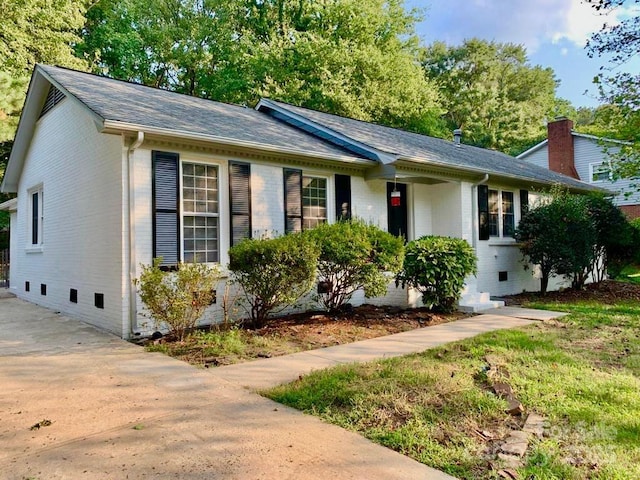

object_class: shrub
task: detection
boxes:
[631,218,640,264]
[305,220,404,311]
[136,259,221,341]
[396,235,477,312]
[585,194,634,280]
[515,191,595,292]
[228,233,319,328]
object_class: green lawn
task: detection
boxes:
[265,300,640,479]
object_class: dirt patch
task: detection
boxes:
[143,305,468,367]
[502,280,640,305]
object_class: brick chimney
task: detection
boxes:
[547,117,579,179]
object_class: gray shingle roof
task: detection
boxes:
[39,65,364,160]
[263,100,600,191]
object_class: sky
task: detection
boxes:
[407,0,639,109]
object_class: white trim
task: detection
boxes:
[0,198,17,211]
[589,161,612,184]
[26,183,44,249]
[103,119,375,167]
[516,139,548,159]
[256,99,396,164]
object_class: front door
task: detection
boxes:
[387,182,408,239]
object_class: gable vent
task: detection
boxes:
[39,85,66,118]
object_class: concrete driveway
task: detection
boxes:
[0,296,454,480]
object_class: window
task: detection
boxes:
[182,163,219,263]
[488,189,515,238]
[590,162,612,183]
[28,185,44,246]
[302,176,327,229]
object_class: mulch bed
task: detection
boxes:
[502,280,640,306]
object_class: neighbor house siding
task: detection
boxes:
[12,99,125,335]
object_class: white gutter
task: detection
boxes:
[127,131,144,336]
[471,174,489,250]
[102,120,376,167]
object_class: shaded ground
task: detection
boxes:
[503,279,640,305]
[144,305,467,367]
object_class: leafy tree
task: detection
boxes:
[585,194,634,280]
[587,0,640,183]
[422,39,558,154]
[515,191,596,293]
[0,0,87,142]
[78,0,444,135]
[228,233,319,328]
[396,236,477,312]
[305,220,404,311]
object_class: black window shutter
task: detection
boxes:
[520,189,529,219]
[335,174,352,221]
[283,168,302,233]
[478,184,490,241]
[229,161,252,245]
[152,151,180,267]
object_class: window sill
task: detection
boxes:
[25,246,44,254]
[488,239,519,247]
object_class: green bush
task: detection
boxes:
[396,235,477,312]
[136,259,221,341]
[228,233,319,328]
[630,218,640,264]
[304,220,404,311]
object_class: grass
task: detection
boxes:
[146,328,302,366]
[265,300,640,479]
[616,264,640,284]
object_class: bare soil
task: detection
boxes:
[502,280,640,305]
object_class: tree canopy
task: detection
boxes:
[77,0,444,135]
[587,0,640,183]
[422,39,559,154]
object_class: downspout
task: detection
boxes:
[471,174,489,250]
[127,132,144,336]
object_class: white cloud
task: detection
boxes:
[414,0,630,52]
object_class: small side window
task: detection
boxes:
[28,185,44,246]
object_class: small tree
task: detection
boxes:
[228,233,319,328]
[516,192,596,293]
[396,236,477,312]
[585,194,634,280]
[136,260,221,341]
[305,220,404,311]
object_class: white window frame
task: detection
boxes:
[488,188,516,239]
[589,161,612,183]
[27,184,44,251]
[180,161,220,264]
[302,174,329,230]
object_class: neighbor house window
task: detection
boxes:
[590,162,612,183]
[302,176,327,229]
[489,189,515,238]
[28,185,44,246]
[182,163,219,263]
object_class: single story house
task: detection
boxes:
[518,117,639,218]
[1,65,599,338]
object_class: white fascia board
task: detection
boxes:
[101,120,376,167]
[571,131,632,146]
[0,198,17,211]
[1,65,106,193]
[255,98,397,164]
[516,140,548,159]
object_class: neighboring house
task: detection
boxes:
[518,117,640,218]
[0,65,599,338]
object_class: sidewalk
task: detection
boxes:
[0,294,566,480]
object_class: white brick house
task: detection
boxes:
[1,65,600,338]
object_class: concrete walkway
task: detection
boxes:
[0,295,566,480]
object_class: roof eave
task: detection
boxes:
[256,99,397,164]
[1,65,106,193]
[101,120,375,167]
[0,198,17,211]
[516,139,548,159]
